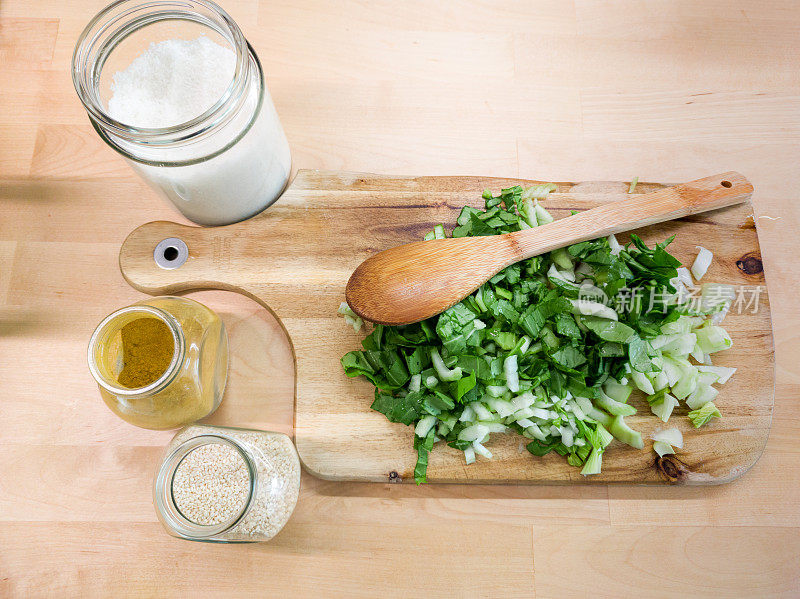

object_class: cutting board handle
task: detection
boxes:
[120,220,243,296]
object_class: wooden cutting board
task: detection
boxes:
[119,170,774,484]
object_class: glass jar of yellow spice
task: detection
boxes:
[88,296,228,429]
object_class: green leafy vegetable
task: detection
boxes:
[688,401,722,428]
[414,429,436,483]
[340,183,736,483]
[338,301,364,332]
[653,440,674,457]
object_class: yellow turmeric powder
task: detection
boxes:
[89,297,227,429]
[116,317,174,388]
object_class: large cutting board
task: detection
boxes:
[119,170,774,484]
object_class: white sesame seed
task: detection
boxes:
[172,443,249,526]
[165,426,300,541]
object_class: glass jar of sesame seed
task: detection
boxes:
[154,424,301,542]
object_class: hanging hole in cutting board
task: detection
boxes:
[154,237,189,270]
[721,180,732,188]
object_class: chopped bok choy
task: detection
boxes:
[338,302,363,332]
[688,401,722,428]
[341,184,736,483]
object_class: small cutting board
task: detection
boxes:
[120,170,774,484]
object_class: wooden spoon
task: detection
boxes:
[346,172,753,325]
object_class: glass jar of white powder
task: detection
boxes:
[72,0,291,225]
[154,425,301,542]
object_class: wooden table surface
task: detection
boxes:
[2,1,799,597]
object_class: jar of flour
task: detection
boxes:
[72,0,291,226]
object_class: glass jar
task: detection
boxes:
[71,0,291,226]
[88,296,228,429]
[154,425,301,542]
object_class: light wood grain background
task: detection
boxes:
[1,1,799,597]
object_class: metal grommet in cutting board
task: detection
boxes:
[154,237,188,270]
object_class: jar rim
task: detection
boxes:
[88,44,265,167]
[87,304,185,397]
[154,434,257,539]
[71,0,253,149]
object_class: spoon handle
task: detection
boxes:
[510,171,753,261]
